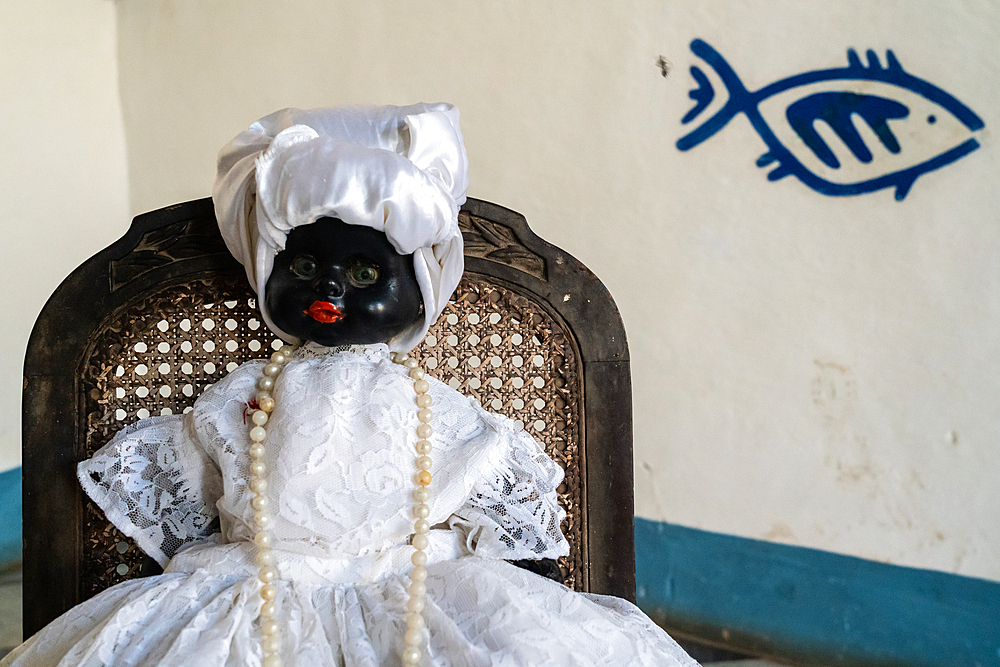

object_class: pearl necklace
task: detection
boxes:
[247,345,433,667]
[248,344,295,667]
[391,350,434,666]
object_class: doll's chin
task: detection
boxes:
[301,323,388,347]
[309,334,390,347]
[283,312,419,347]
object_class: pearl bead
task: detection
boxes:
[251,348,298,664]
[387,354,439,659]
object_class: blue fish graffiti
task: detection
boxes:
[677,39,985,200]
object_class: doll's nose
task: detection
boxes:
[313,273,345,298]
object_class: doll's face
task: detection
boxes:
[265,217,423,346]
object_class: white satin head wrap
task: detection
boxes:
[213,104,469,352]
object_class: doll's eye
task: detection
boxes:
[291,255,318,279]
[348,262,380,287]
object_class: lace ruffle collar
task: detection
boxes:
[293,341,392,362]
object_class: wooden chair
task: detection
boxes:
[21,197,633,637]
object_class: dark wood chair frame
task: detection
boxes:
[21,197,634,637]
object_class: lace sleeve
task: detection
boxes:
[451,411,569,561]
[77,413,223,567]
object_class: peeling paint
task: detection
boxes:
[640,460,669,521]
[811,360,858,430]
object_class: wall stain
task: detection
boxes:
[811,359,857,430]
[832,435,882,498]
[953,547,967,572]
[811,361,886,500]
[763,522,795,541]
[909,470,926,491]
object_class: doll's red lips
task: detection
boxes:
[304,301,343,323]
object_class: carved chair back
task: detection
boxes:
[22,197,633,636]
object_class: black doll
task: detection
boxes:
[2,105,696,667]
[268,216,564,582]
[265,217,425,347]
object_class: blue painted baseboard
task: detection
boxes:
[635,517,1000,667]
[0,467,21,568]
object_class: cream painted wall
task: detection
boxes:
[111,0,999,582]
[0,0,130,471]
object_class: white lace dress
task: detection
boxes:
[3,344,697,667]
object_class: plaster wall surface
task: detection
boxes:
[17,0,1000,583]
[0,0,130,471]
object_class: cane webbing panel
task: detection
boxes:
[80,273,586,598]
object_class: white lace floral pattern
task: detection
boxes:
[79,415,222,565]
[79,344,569,566]
[3,344,699,667]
